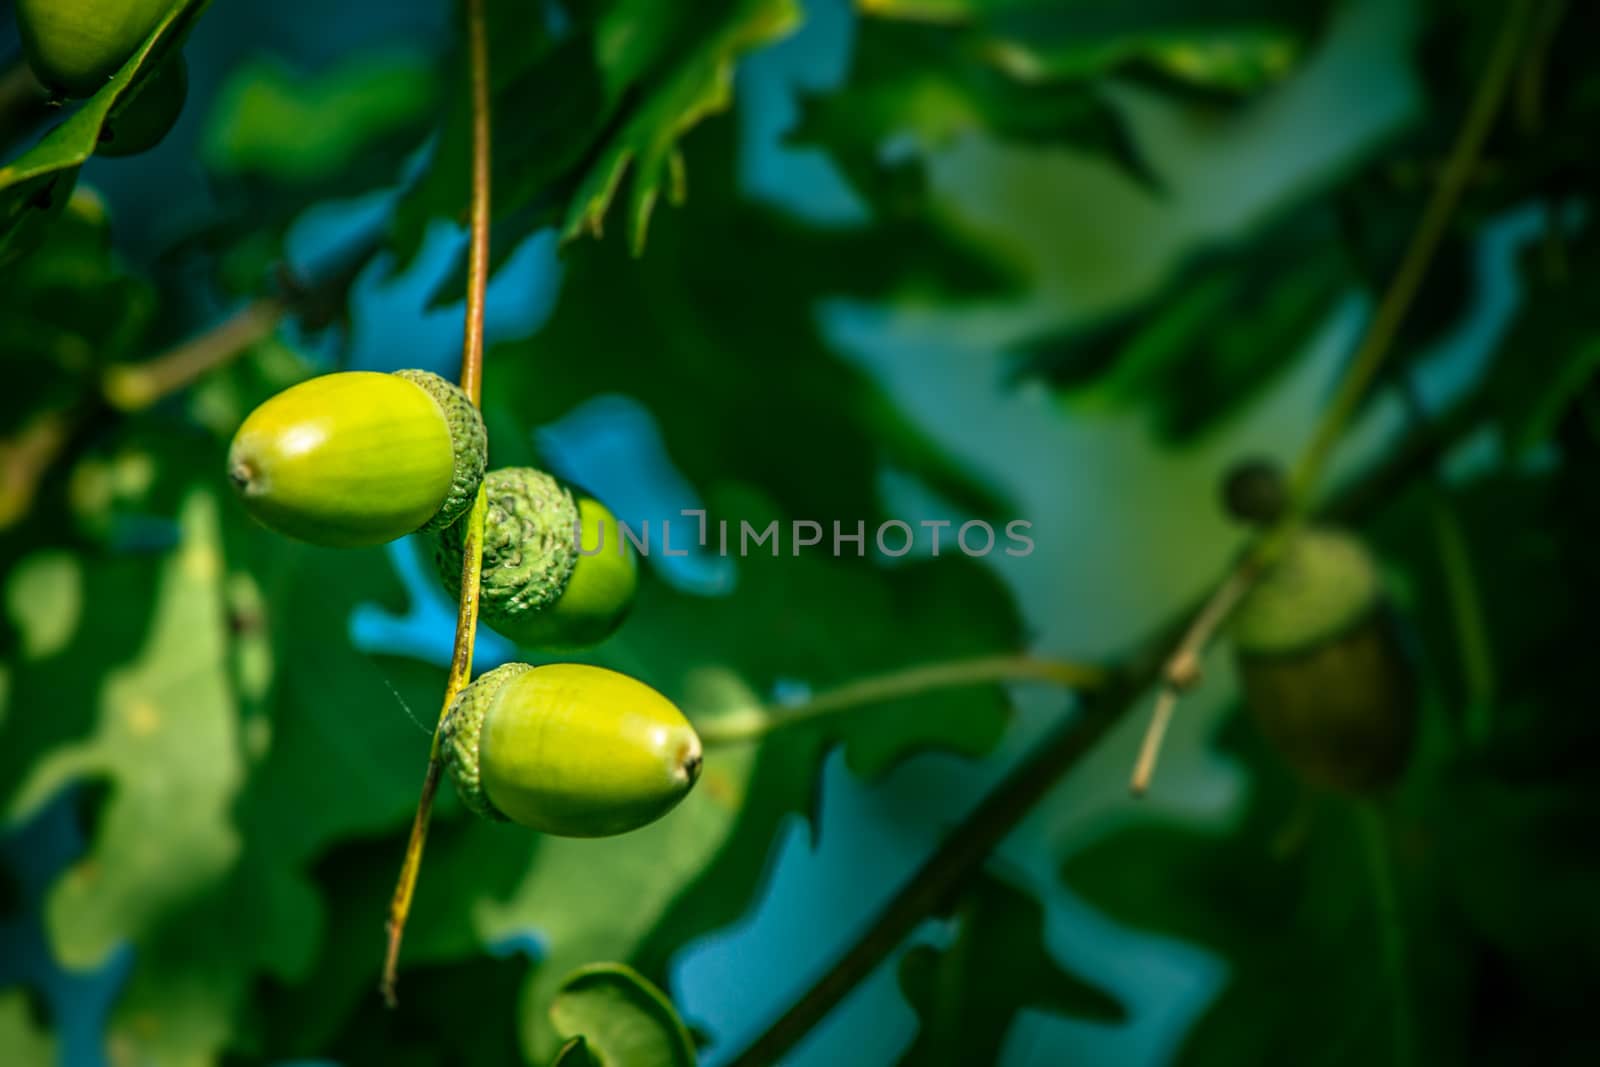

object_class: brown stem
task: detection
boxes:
[1289,0,1539,501]
[102,299,287,413]
[0,408,76,529]
[380,0,493,1008]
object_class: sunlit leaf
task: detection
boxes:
[201,52,439,187]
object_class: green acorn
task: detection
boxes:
[228,370,486,548]
[441,662,702,837]
[17,0,171,98]
[1231,527,1416,791]
[434,467,637,649]
[99,53,186,157]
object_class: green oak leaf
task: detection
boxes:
[859,0,1328,95]
[393,0,799,270]
[895,873,1124,1066]
[0,1,211,264]
[1008,206,1350,441]
[560,0,801,254]
[0,989,55,1067]
[548,963,697,1067]
[551,1036,601,1067]
[200,51,439,187]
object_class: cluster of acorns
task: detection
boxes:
[17,0,190,156]
[228,370,703,837]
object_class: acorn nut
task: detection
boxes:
[434,467,637,649]
[18,0,172,98]
[228,370,486,548]
[441,662,703,837]
[1231,527,1416,791]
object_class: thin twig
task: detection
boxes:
[0,407,76,528]
[380,0,493,1008]
[1289,0,1539,502]
[102,299,286,412]
[698,655,1108,746]
[1128,0,1537,795]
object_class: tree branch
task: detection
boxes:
[724,3,1545,1058]
[1128,0,1539,794]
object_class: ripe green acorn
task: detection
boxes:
[17,0,171,98]
[1231,527,1416,791]
[441,662,703,837]
[434,467,637,649]
[99,54,186,157]
[228,370,486,548]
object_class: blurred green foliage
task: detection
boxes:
[2,0,1599,1065]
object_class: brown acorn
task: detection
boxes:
[1231,527,1416,791]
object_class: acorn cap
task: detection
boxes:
[393,369,487,532]
[1231,528,1381,656]
[440,661,530,822]
[435,466,581,619]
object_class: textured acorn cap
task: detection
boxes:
[1231,527,1382,656]
[435,466,581,618]
[393,369,487,531]
[440,661,531,821]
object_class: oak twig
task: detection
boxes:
[380,0,493,1008]
[1127,0,1539,795]
[727,4,1546,1060]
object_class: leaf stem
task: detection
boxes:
[697,655,1108,746]
[1128,0,1537,793]
[102,299,286,412]
[1289,0,1538,502]
[380,0,493,1008]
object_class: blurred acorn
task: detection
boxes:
[1231,527,1416,791]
